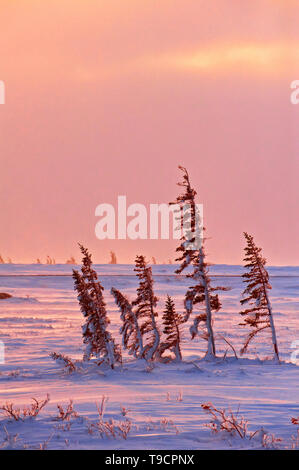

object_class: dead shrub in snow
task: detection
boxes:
[116,420,132,439]
[87,396,132,440]
[201,402,257,440]
[261,432,282,449]
[0,426,20,449]
[55,400,78,422]
[0,394,50,421]
[160,418,180,434]
[0,403,22,421]
[144,417,179,435]
[38,432,54,450]
[50,352,76,373]
[201,402,282,448]
[87,416,132,440]
[96,395,108,420]
[18,394,50,419]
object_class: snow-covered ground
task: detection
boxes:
[0,264,298,450]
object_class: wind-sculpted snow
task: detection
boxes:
[0,265,298,449]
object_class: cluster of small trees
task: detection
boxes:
[72,166,280,368]
[73,245,184,367]
[36,256,77,264]
[36,257,56,264]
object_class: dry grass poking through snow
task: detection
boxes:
[0,393,298,449]
[0,395,50,421]
[201,402,282,448]
[50,352,77,373]
[86,396,132,440]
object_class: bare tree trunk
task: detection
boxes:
[104,334,116,369]
[134,317,144,359]
[198,248,216,358]
[265,291,280,363]
[204,280,216,357]
[255,253,280,364]
[174,321,182,361]
[146,306,160,361]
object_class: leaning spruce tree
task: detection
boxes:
[240,233,280,362]
[160,295,184,361]
[72,244,121,369]
[132,255,160,361]
[171,166,228,358]
[111,287,144,359]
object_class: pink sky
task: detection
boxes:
[0,0,298,265]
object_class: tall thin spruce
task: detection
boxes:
[132,255,160,361]
[72,244,121,369]
[240,232,280,362]
[171,166,228,358]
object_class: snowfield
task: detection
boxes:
[0,264,298,450]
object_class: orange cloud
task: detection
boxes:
[68,41,299,83]
[144,42,299,77]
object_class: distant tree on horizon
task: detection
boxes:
[36,258,41,264]
[73,244,122,369]
[0,254,5,264]
[159,295,184,361]
[109,251,117,264]
[151,257,157,265]
[66,256,76,264]
[239,232,280,362]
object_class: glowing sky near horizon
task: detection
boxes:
[0,0,298,264]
